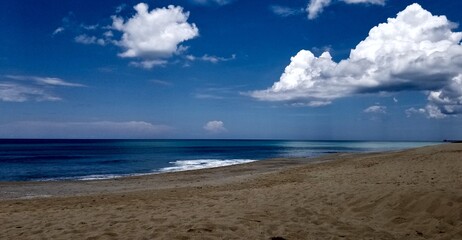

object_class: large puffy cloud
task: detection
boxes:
[70,3,230,69]
[112,3,198,60]
[307,0,385,19]
[251,3,462,118]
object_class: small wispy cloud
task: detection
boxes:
[194,93,224,100]
[51,12,76,36]
[405,107,426,118]
[270,5,304,17]
[364,105,387,114]
[194,85,244,100]
[81,24,99,31]
[150,79,173,87]
[129,60,168,69]
[75,34,106,46]
[0,75,85,102]
[0,83,61,102]
[52,27,65,36]
[5,75,85,87]
[342,0,386,4]
[189,0,234,6]
[115,4,127,14]
[306,0,386,19]
[186,54,236,63]
[289,101,332,107]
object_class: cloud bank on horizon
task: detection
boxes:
[251,3,462,119]
[0,121,171,139]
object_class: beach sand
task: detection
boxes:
[1,143,461,239]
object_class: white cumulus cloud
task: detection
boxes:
[251,3,462,119]
[112,3,199,64]
[405,105,448,119]
[203,120,227,133]
[307,0,385,19]
[70,3,208,69]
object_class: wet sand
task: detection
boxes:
[1,143,461,239]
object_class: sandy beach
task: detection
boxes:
[1,143,461,239]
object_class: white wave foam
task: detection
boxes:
[39,174,125,181]
[38,159,257,181]
[39,172,159,181]
[77,174,125,181]
[159,159,257,172]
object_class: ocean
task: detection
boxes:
[0,139,440,181]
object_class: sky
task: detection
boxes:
[1,0,462,140]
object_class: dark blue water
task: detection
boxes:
[0,139,439,181]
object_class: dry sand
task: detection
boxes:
[0,143,461,239]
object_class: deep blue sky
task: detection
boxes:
[1,0,462,140]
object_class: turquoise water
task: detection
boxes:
[0,139,440,181]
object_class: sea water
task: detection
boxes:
[0,139,440,181]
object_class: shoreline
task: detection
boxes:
[0,154,336,200]
[0,141,440,184]
[1,143,461,239]
[0,140,441,183]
